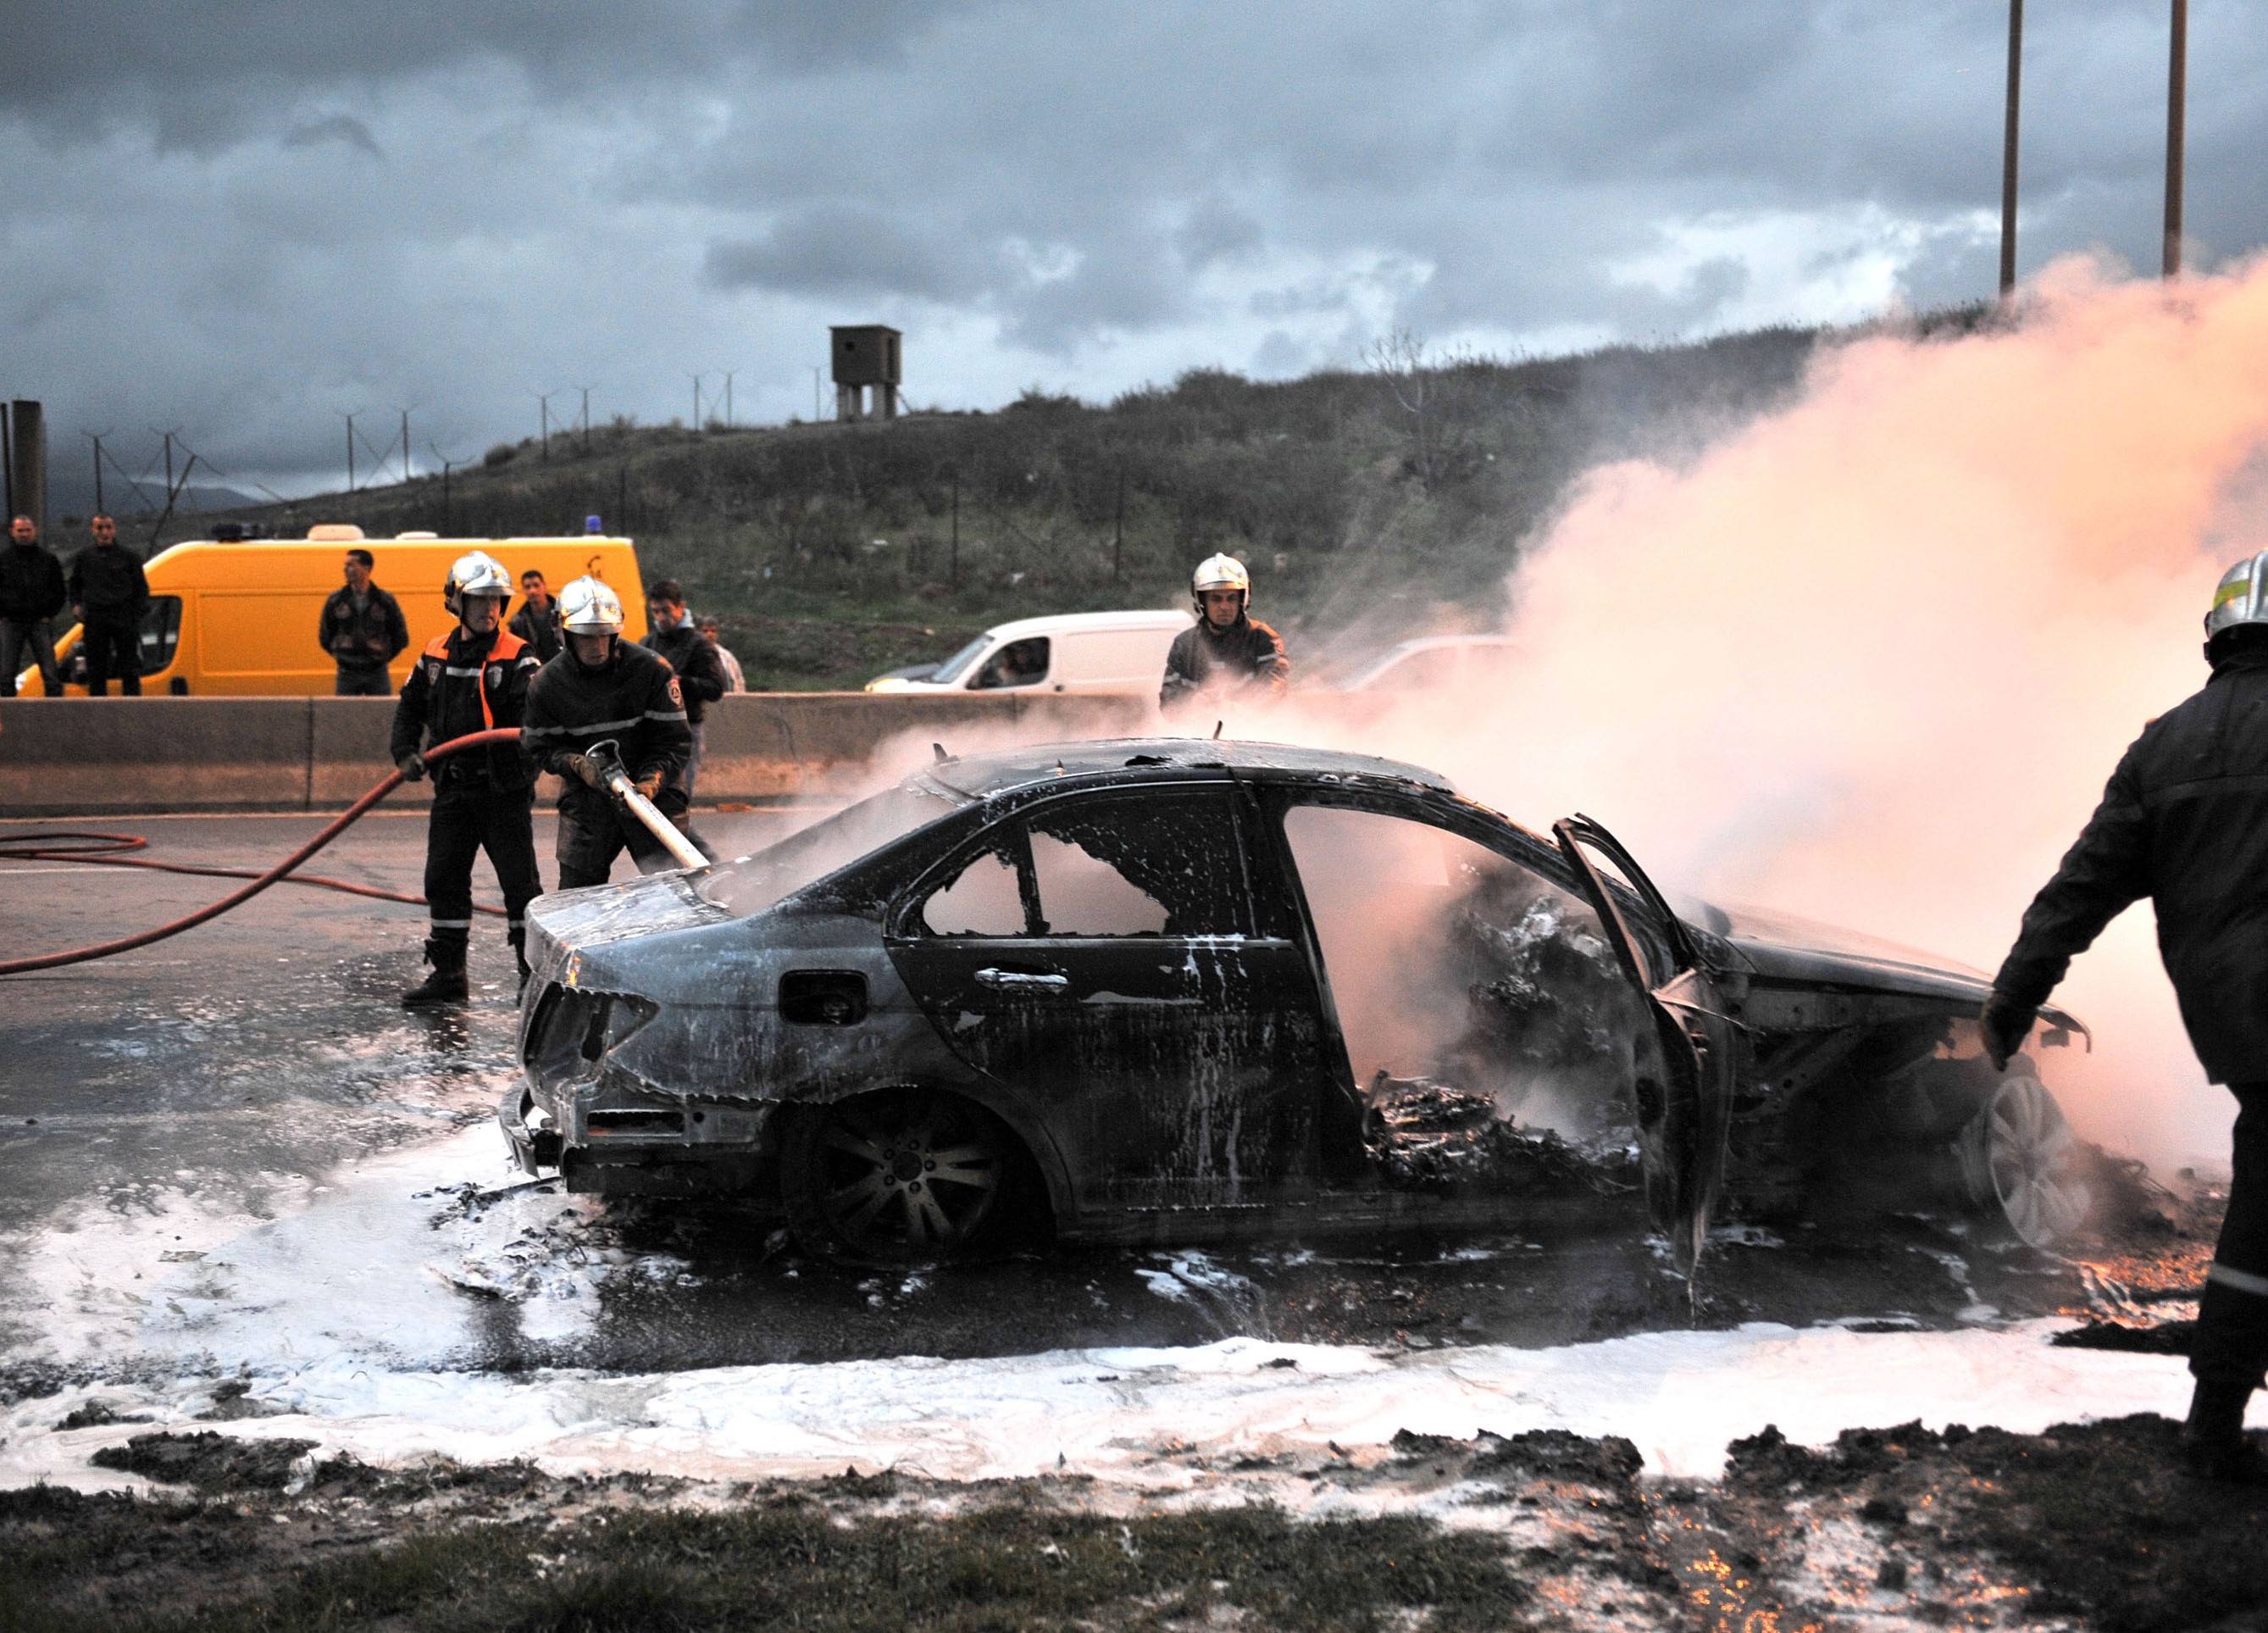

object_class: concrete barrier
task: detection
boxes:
[0,692,1160,817]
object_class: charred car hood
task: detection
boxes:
[1695,900,1999,1002]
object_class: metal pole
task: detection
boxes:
[1999,0,2023,297]
[400,410,412,484]
[2164,0,2188,279]
[341,413,355,492]
[1,403,11,519]
[89,432,103,514]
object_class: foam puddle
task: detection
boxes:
[4,1317,2246,1498]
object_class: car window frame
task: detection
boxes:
[889,780,1261,942]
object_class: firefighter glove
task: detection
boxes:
[562,753,602,789]
[633,773,664,803]
[1978,988,2035,1071]
[396,752,427,783]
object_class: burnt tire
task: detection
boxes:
[780,1088,1012,1265]
[1958,1068,2093,1248]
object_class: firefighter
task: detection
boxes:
[1159,553,1289,715]
[1982,552,2268,1484]
[520,575,694,889]
[391,550,544,1007]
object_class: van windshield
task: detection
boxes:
[696,781,972,917]
[930,635,993,686]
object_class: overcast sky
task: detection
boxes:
[3,0,2264,497]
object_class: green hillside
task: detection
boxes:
[175,318,1963,689]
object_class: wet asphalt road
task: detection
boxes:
[0,810,2112,1390]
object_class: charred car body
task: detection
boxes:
[507,740,2091,1266]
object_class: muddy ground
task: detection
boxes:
[6,1411,2266,1632]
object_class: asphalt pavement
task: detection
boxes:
[1,808,2112,1395]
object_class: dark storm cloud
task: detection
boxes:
[2,0,2263,488]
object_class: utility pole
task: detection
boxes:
[577,385,594,456]
[337,410,358,492]
[722,370,735,429]
[532,391,555,463]
[688,372,705,431]
[1999,0,2023,297]
[430,444,462,534]
[84,430,107,514]
[812,367,823,423]
[2164,0,2188,279]
[398,408,413,484]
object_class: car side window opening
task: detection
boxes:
[921,843,1031,936]
[971,636,1048,690]
[140,597,184,672]
[1027,795,1245,936]
[1279,803,1639,1132]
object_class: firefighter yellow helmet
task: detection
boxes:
[1191,553,1250,617]
[443,550,511,615]
[558,575,625,635]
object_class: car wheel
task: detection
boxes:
[781,1088,1007,1264]
[1960,1069,2092,1248]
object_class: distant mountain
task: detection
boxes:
[37,470,262,524]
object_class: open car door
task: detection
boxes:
[1552,815,1739,1275]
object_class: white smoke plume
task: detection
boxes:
[1270,255,2268,1169]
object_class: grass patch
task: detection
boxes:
[2,1491,1526,1633]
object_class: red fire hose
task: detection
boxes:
[0,726,524,976]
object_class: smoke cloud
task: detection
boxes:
[1269,255,2268,1170]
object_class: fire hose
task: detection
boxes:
[0,726,528,977]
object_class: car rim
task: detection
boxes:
[815,1092,1003,1255]
[1982,1075,2091,1248]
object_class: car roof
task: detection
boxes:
[975,608,1195,643]
[925,736,1459,797]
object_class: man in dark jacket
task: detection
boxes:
[391,550,544,1005]
[522,575,694,889]
[68,515,151,697]
[318,548,410,696]
[1985,552,2268,1484]
[0,514,67,698]
[639,579,726,801]
[1160,553,1289,715]
[508,568,563,663]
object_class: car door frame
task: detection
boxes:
[880,776,1334,1219]
[1550,813,1741,1275]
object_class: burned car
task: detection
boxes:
[507,740,2091,1267]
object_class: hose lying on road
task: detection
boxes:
[0,726,523,977]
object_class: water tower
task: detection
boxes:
[830,325,901,422]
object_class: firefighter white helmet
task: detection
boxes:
[1191,553,1250,613]
[558,575,625,635]
[442,550,511,615]
[2205,553,2268,646]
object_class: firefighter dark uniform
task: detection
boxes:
[521,639,693,888]
[1159,615,1289,714]
[1988,564,2268,1481]
[391,625,544,997]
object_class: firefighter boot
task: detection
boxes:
[2180,1378,2268,1485]
[402,931,471,1008]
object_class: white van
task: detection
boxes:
[1335,635,1519,692]
[866,609,1195,697]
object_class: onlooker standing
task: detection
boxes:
[509,568,563,663]
[318,547,409,696]
[0,514,66,698]
[640,580,725,802]
[69,515,151,697]
[696,614,744,692]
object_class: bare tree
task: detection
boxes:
[1367,330,1436,491]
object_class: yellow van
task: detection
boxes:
[18,530,647,696]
